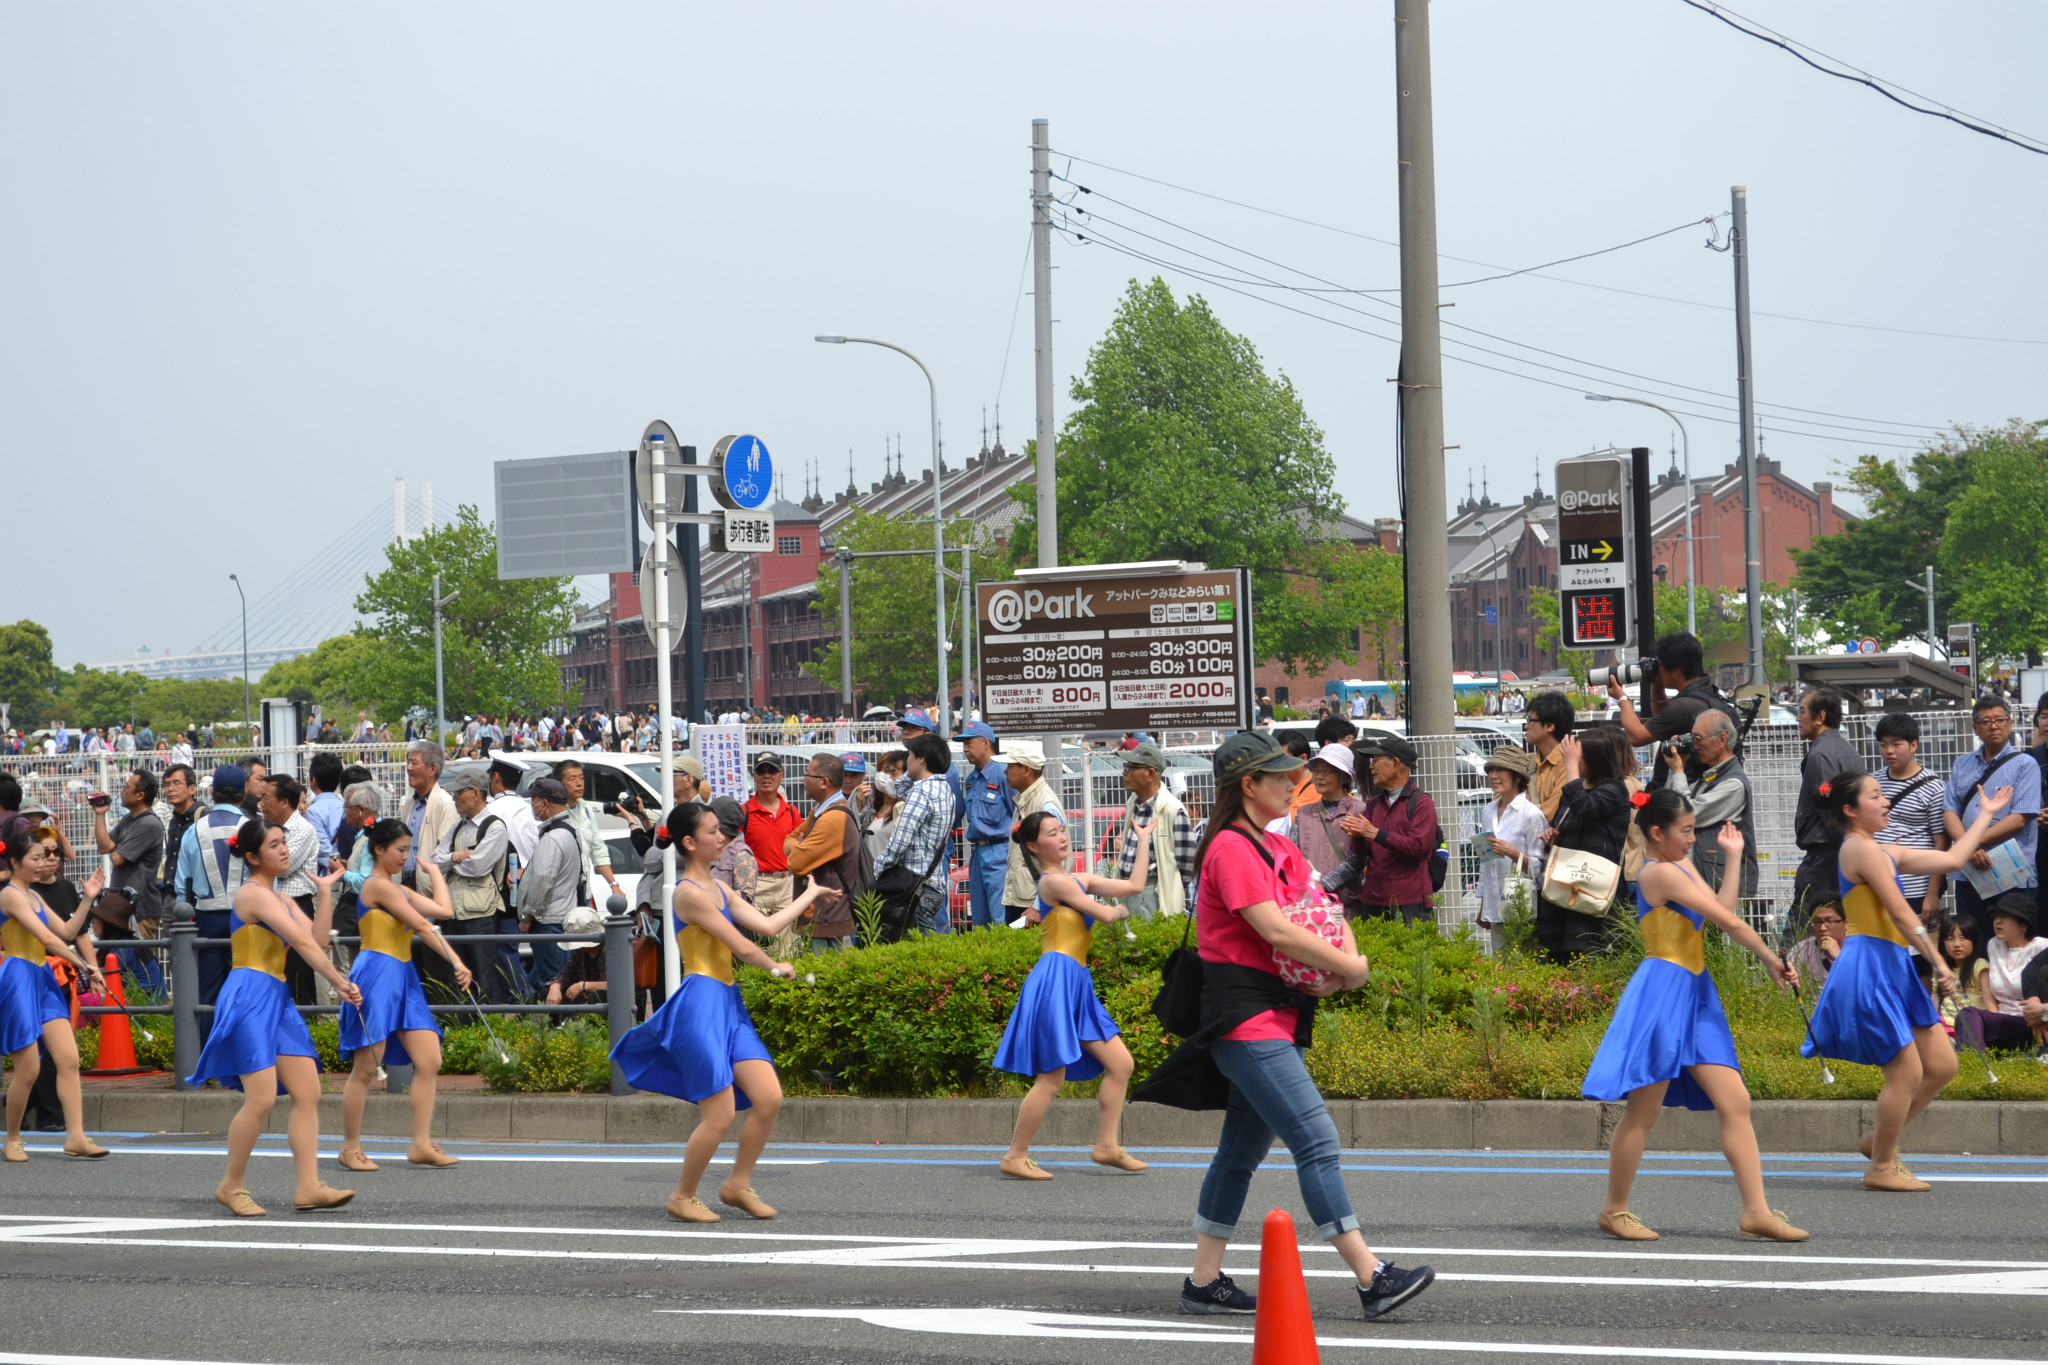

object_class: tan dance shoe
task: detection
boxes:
[1598,1209,1659,1241]
[62,1139,109,1159]
[999,1156,1055,1181]
[216,1187,266,1217]
[1740,1209,1809,1241]
[718,1183,778,1219]
[407,1143,460,1167]
[294,1184,355,1212]
[1091,1147,1149,1173]
[337,1148,379,1173]
[2,1139,28,1164]
[1863,1163,1930,1193]
[666,1194,720,1223]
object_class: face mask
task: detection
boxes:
[871,774,897,799]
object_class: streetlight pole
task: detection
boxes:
[1477,520,1506,691]
[228,573,250,732]
[815,334,949,739]
[432,572,458,747]
[1586,393,1694,635]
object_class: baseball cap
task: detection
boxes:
[752,754,783,774]
[1000,748,1048,770]
[1126,741,1167,772]
[674,755,705,780]
[441,762,488,795]
[1358,735,1418,766]
[960,720,996,742]
[897,707,935,732]
[710,796,746,837]
[1212,731,1305,785]
[840,752,868,774]
[530,777,570,805]
[210,764,247,796]
[558,906,607,950]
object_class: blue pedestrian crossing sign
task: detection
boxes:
[1484,604,1498,625]
[710,434,773,512]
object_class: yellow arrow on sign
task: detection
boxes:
[1593,540,1616,561]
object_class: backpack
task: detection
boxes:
[537,815,588,906]
[1390,786,1448,894]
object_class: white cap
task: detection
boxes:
[1312,742,1356,777]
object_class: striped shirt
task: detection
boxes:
[1875,767,1945,903]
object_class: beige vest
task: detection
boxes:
[1003,777,1056,907]
[1123,787,1186,917]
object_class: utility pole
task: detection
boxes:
[837,546,854,713]
[1925,565,1937,653]
[1031,118,1058,569]
[1731,186,1765,689]
[681,445,705,726]
[1395,0,1453,741]
[432,571,456,746]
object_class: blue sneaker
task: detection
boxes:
[1357,1261,1434,1319]
[1180,1273,1257,1315]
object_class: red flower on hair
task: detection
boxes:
[1629,790,1652,808]
[1818,782,1832,798]
[654,825,670,843]
[226,834,239,850]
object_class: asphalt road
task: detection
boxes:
[1,1128,2044,1365]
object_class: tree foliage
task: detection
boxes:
[1938,423,2048,664]
[0,620,61,729]
[810,507,1011,706]
[1009,278,1375,673]
[258,633,383,720]
[352,504,579,719]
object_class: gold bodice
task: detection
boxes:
[1638,906,1705,975]
[1039,904,1092,964]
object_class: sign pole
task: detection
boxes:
[645,427,682,999]
[1630,445,1656,708]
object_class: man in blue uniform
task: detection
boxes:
[958,720,1015,929]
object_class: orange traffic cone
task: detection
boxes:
[1251,1208,1320,1365]
[95,953,140,1071]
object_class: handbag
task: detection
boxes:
[872,834,950,943]
[1152,825,1274,1036]
[1272,882,1348,988]
[1540,789,1622,918]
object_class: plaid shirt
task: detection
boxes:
[275,812,320,900]
[878,774,953,878]
[1114,796,1199,884]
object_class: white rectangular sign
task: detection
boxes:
[1558,562,1627,591]
[984,681,1106,714]
[691,724,749,802]
[715,509,775,554]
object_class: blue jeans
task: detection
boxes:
[967,843,1008,929]
[525,923,568,996]
[913,879,951,935]
[1194,1039,1358,1242]
[194,910,234,1043]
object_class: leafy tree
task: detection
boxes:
[0,620,61,729]
[52,666,150,731]
[810,508,1011,706]
[259,632,382,720]
[1788,435,1976,648]
[47,668,246,734]
[353,504,578,719]
[1265,541,1405,680]
[1939,422,2048,664]
[1008,278,1359,672]
[1528,589,1588,685]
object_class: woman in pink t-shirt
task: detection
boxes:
[1173,731,1437,1323]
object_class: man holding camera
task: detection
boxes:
[1607,632,1739,776]
[1659,709,1757,899]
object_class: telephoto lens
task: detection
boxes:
[1588,661,1647,689]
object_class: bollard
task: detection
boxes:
[168,901,199,1090]
[603,894,634,1097]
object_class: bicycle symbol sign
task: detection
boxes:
[714,435,773,512]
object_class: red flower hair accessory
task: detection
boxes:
[226,834,239,850]
[1628,790,1652,808]
[1817,782,1832,798]
[654,825,670,844]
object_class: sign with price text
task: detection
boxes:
[1555,453,1636,651]
[977,567,1253,734]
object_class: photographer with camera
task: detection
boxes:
[1605,633,1739,779]
[1657,709,1757,900]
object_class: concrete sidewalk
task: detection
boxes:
[68,1090,2048,1154]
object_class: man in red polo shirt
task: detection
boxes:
[744,755,802,944]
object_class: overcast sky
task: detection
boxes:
[6,1,2044,666]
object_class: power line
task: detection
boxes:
[990,225,1034,429]
[1679,0,2048,157]
[1052,147,2048,346]
[1062,198,1947,439]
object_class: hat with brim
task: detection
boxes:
[1310,742,1356,778]
[674,756,705,780]
[1001,747,1048,771]
[558,906,606,951]
[1988,889,2039,930]
[1358,735,1419,767]
[752,755,783,774]
[530,777,570,805]
[1213,731,1306,785]
[1484,744,1537,780]
[1127,741,1168,772]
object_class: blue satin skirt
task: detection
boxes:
[610,975,771,1108]
[1803,935,1937,1067]
[185,968,318,1091]
[339,950,440,1067]
[1582,958,1740,1111]
[992,953,1120,1083]
[0,956,69,1056]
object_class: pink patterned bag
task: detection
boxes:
[1272,883,1351,988]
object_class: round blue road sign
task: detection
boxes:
[711,434,773,512]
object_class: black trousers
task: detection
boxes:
[286,895,319,1006]
[24,1042,62,1129]
[445,915,514,1004]
[1535,896,1612,965]
[1789,848,1840,941]
[194,910,233,1044]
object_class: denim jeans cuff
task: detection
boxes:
[1191,1213,1238,1240]
[1314,1213,1360,1241]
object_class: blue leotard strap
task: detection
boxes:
[673,876,733,933]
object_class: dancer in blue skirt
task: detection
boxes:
[336,818,472,1174]
[1,814,107,1162]
[1585,789,1804,1242]
[992,810,1156,1181]
[1810,771,2009,1192]
[611,801,840,1223]
[186,819,361,1216]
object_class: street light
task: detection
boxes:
[815,334,949,738]
[1585,394,1694,635]
[228,573,250,731]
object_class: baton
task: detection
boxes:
[1792,980,1836,1087]
[466,987,513,1065]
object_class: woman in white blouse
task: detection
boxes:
[1473,746,1547,955]
[1952,889,2048,1054]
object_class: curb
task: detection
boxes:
[78,1092,2048,1154]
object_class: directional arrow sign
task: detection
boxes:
[1555,453,1635,651]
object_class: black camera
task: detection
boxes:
[1666,733,1697,755]
[1589,660,1653,689]
[603,792,644,816]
